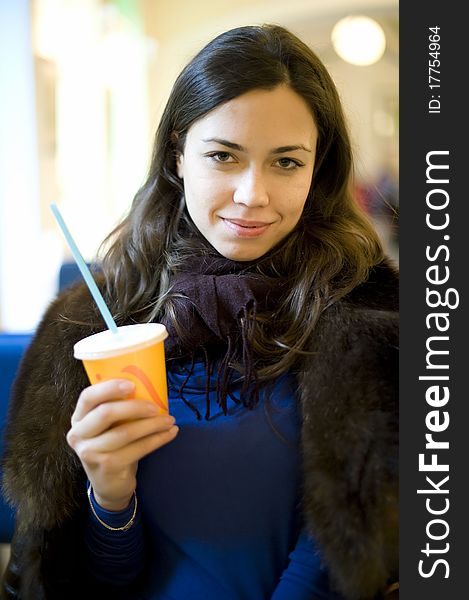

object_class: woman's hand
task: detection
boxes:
[66,379,178,511]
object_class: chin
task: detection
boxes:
[214,242,269,262]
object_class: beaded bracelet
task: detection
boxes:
[87,485,137,532]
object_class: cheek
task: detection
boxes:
[295,176,313,212]
[191,177,232,209]
[280,188,309,221]
[278,171,312,213]
[184,178,229,224]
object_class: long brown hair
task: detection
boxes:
[100,24,384,379]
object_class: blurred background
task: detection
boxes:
[0,0,398,333]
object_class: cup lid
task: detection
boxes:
[73,323,168,360]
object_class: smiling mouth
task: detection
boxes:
[223,218,272,226]
[221,218,272,238]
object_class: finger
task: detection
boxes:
[70,409,175,450]
[72,379,135,424]
[70,416,175,458]
[71,398,167,439]
[93,426,179,470]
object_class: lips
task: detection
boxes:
[221,217,272,238]
[224,218,271,227]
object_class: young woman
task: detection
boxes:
[1,24,398,600]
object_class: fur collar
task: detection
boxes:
[299,266,398,598]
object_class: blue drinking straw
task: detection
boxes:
[50,203,118,334]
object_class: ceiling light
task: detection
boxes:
[331,16,386,66]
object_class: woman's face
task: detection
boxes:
[176,85,318,261]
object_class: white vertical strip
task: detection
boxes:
[0,0,59,331]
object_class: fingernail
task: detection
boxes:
[165,415,176,425]
[119,380,135,393]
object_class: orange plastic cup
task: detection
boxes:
[73,323,169,414]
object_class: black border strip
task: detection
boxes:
[400,2,466,597]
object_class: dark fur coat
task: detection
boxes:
[1,261,398,600]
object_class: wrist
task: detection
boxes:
[92,489,134,512]
[87,484,138,532]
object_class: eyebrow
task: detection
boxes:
[202,137,312,154]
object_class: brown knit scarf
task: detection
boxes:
[160,254,286,420]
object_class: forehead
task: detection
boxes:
[187,85,317,145]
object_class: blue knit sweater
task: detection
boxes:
[85,360,342,599]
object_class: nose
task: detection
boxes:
[232,168,270,207]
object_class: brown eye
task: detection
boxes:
[215,152,231,161]
[276,157,302,170]
[207,151,234,163]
